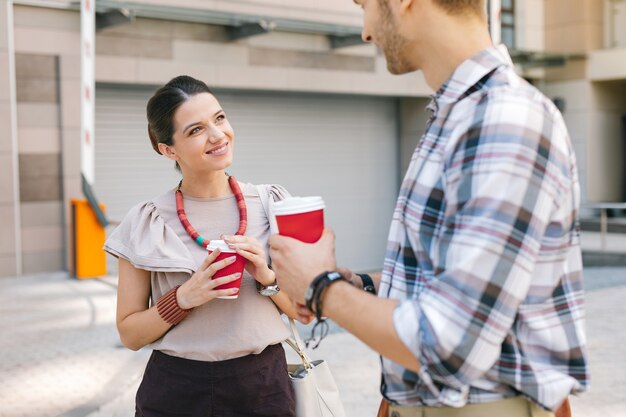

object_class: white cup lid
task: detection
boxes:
[273,196,325,216]
[206,239,236,253]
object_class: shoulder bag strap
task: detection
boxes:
[257,185,313,371]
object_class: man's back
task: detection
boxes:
[379,47,589,410]
[270,2,589,415]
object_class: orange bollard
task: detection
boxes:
[70,199,107,279]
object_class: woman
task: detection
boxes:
[104,75,303,417]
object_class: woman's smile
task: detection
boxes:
[205,142,229,156]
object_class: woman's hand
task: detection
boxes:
[222,235,275,286]
[294,302,315,324]
[337,267,362,289]
[176,249,242,309]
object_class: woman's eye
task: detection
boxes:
[190,127,202,135]
[216,114,225,122]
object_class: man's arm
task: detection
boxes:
[321,280,419,372]
[269,231,419,371]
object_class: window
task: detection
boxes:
[488,0,516,49]
[500,0,516,48]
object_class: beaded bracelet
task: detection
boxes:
[156,285,192,325]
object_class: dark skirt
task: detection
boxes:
[135,343,295,417]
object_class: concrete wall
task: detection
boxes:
[545,0,604,53]
[605,0,626,48]
[542,78,626,204]
[89,17,429,96]
[516,0,545,52]
[541,0,626,207]
[14,53,66,274]
[6,4,432,275]
[0,1,21,277]
[13,5,430,96]
[588,81,626,202]
[12,5,80,274]
[398,98,431,178]
[14,0,363,26]
[541,80,592,207]
[4,0,623,276]
[100,0,362,28]
[589,47,626,81]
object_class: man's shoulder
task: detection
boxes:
[484,66,557,113]
[450,66,574,171]
[453,66,564,135]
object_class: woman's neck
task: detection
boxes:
[179,170,232,199]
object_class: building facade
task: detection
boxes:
[0,0,624,277]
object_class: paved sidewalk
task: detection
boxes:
[0,268,625,417]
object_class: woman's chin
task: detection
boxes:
[202,156,233,172]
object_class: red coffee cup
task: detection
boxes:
[273,196,325,243]
[207,240,246,299]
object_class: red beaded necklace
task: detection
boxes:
[175,175,247,248]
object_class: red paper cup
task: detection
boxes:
[207,240,246,299]
[273,197,325,243]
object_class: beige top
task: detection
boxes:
[104,182,290,361]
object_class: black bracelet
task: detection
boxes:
[312,272,346,320]
[357,273,376,295]
[303,271,346,350]
[305,271,332,313]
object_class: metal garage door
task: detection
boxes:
[95,85,399,272]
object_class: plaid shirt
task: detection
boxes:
[379,47,589,411]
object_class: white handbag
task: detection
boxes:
[285,318,347,417]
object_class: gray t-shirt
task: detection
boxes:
[104,182,290,361]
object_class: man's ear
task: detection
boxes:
[158,143,178,161]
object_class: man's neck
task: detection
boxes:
[419,22,493,92]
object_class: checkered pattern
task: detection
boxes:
[379,47,589,411]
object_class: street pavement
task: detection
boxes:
[1,267,625,417]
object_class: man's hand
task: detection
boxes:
[269,228,337,305]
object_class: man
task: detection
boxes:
[269,0,589,416]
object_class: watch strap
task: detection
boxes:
[257,279,279,295]
[357,273,376,295]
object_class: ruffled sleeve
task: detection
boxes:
[266,184,290,202]
[103,201,197,274]
[256,184,292,234]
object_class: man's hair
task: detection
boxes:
[432,0,486,17]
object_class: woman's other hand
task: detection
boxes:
[222,235,275,286]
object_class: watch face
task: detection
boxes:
[260,285,280,296]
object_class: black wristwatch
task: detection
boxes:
[357,273,376,295]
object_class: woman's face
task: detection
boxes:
[165,92,235,174]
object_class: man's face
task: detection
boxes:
[354,0,414,74]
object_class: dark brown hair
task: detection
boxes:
[146,75,214,169]
[432,0,486,17]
